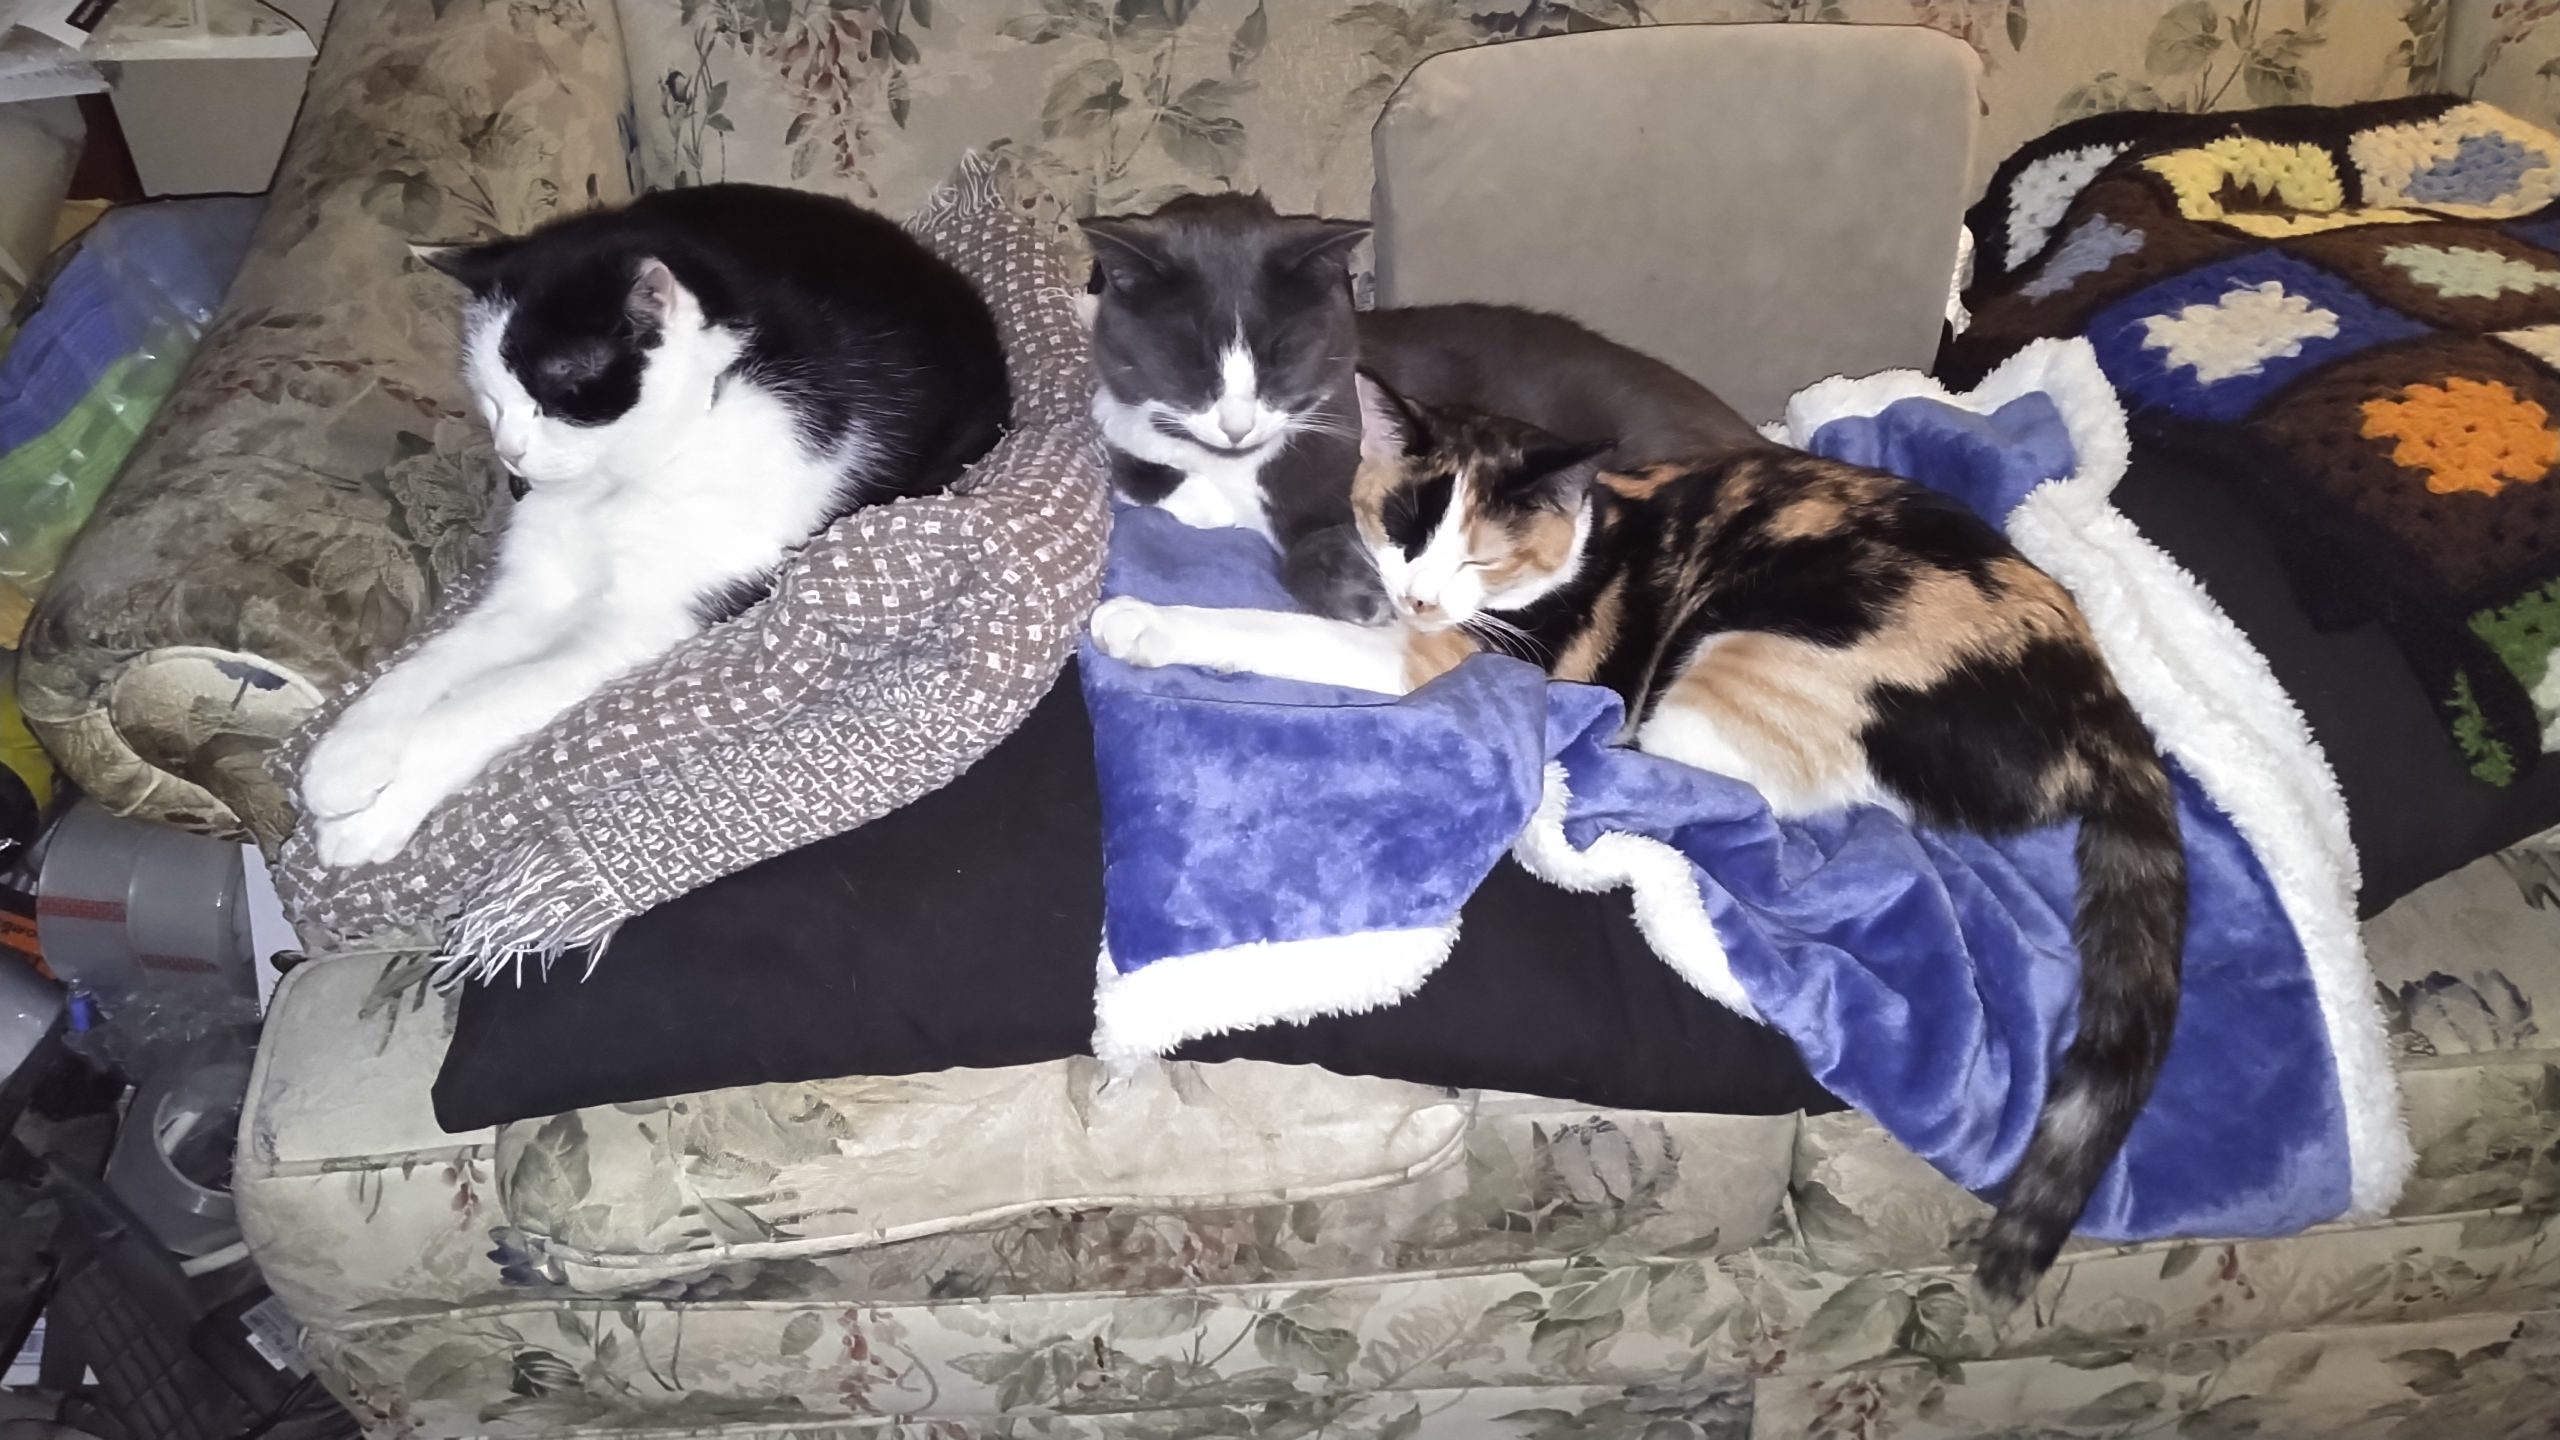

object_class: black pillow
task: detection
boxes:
[2113,436,2560,915]
[433,662,1843,1132]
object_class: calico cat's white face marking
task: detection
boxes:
[1372,466,1484,630]
[1353,371,1600,631]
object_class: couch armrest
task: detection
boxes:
[18,0,634,845]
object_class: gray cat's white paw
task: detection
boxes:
[1156,481,1245,532]
[1090,596,1187,669]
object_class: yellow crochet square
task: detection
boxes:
[2146,139,2431,238]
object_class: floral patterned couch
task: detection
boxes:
[239,850,2560,1439]
[27,0,2560,1435]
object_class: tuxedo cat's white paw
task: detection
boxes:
[1090,596,1199,671]
[312,774,446,869]
[301,718,411,821]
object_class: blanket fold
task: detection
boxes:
[1086,338,2410,1241]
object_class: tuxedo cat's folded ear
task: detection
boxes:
[1354,368,1427,462]
[626,256,682,327]
[410,238,520,292]
[1277,218,1371,274]
[1078,218,1169,291]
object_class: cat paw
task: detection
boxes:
[1089,596,1188,670]
[1156,482,1244,532]
[311,779,443,869]
[301,720,410,820]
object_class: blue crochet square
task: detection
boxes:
[2086,251,2429,422]
[2406,131,2544,206]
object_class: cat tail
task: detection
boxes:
[1976,743,2187,1312]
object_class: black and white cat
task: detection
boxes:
[300,183,1009,869]
[1080,193,1764,621]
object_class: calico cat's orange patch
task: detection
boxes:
[1400,626,1480,691]
[1598,465,1690,501]
[1475,506,1580,591]
[1555,575,1626,682]
[1768,494,1850,540]
[1659,632,1874,799]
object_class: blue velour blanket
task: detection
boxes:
[1080,338,2410,1240]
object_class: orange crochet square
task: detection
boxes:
[2359,376,2559,497]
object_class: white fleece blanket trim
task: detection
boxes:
[1091,925,1457,1067]
[1777,337,2411,1219]
[1509,761,1763,1024]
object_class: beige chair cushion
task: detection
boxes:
[1370,23,1981,424]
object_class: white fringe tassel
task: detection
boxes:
[430,842,626,989]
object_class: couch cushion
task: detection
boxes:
[240,950,1799,1323]
[1370,24,1980,423]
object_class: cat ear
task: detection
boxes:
[627,256,682,327]
[1079,218,1169,291]
[1516,438,1613,505]
[1354,368,1426,463]
[409,238,518,291]
[1524,438,1612,477]
[1276,218,1371,274]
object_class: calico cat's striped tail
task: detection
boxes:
[1976,741,2187,1311]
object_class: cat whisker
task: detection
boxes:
[1461,613,1549,663]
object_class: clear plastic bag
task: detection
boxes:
[0,194,260,642]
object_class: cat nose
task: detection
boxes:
[1213,399,1255,446]
[495,439,528,467]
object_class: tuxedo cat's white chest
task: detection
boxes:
[1093,388,1278,545]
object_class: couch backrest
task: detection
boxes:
[1371,24,1978,424]
[615,4,2455,240]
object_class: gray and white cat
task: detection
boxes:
[1080,193,1764,621]
[299,183,1008,869]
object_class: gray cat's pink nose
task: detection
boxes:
[1217,416,1253,445]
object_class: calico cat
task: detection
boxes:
[1081,194,1762,621]
[300,183,1009,869]
[1090,372,2188,1308]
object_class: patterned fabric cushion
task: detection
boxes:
[235,847,2560,1438]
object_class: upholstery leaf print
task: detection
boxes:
[505,1112,592,1221]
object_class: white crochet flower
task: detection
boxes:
[2138,281,2341,384]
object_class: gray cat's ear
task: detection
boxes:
[1079,218,1168,290]
[409,238,518,291]
[1354,369,1423,463]
[1278,218,1370,273]
[627,256,683,326]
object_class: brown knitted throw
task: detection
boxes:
[271,154,1109,977]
